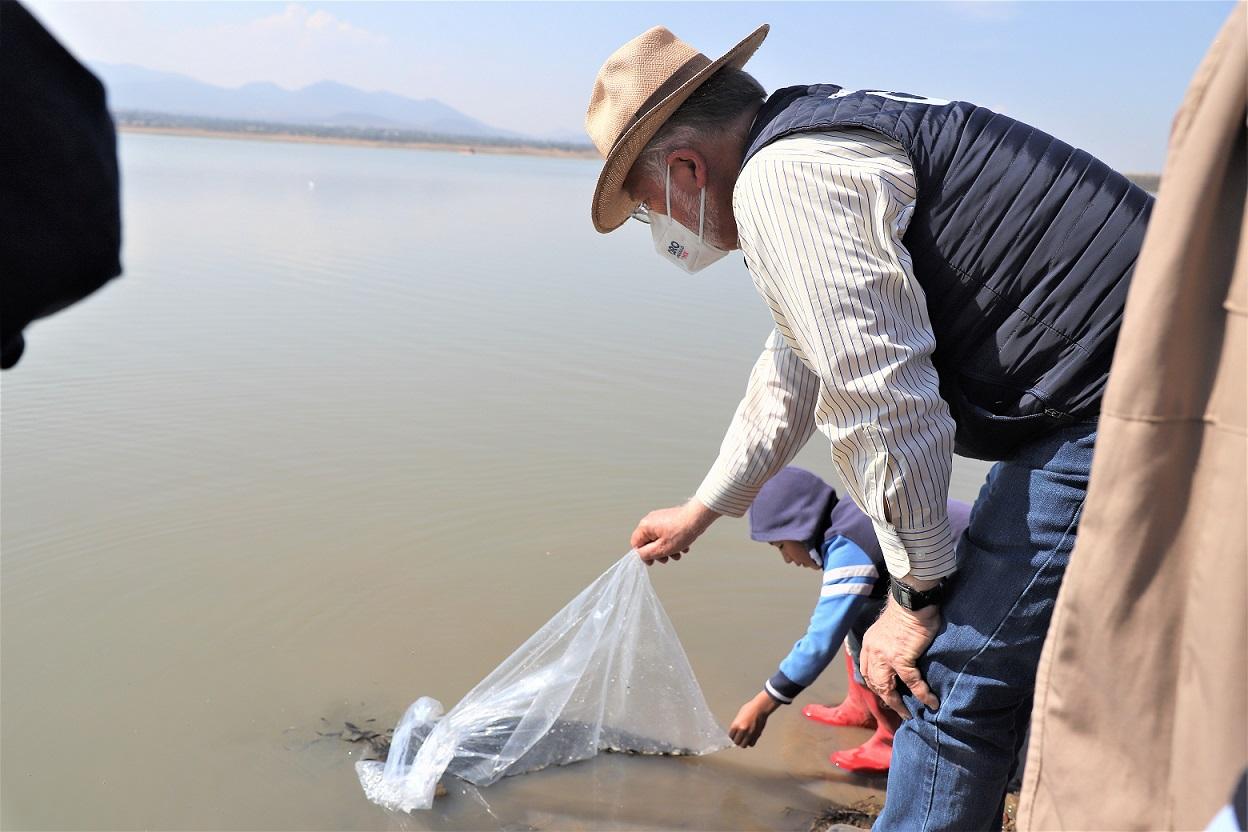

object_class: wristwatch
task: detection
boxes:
[890,578,946,611]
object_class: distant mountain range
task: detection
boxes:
[90,63,570,144]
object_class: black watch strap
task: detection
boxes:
[890,578,946,611]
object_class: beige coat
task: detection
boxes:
[1021,5,1247,830]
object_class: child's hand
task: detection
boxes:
[729,691,781,748]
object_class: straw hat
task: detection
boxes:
[585,24,769,233]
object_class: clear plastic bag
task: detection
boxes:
[356,552,730,812]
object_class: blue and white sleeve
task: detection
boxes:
[764,536,880,704]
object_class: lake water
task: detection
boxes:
[0,133,993,830]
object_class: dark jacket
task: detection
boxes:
[1,2,122,369]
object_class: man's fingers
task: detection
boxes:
[863,656,914,719]
[862,656,890,694]
[636,539,686,565]
[630,526,654,550]
[896,665,940,711]
[635,541,667,563]
[882,686,912,720]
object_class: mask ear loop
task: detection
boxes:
[664,164,673,229]
[666,163,708,243]
[698,183,706,241]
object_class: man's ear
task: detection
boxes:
[665,148,708,190]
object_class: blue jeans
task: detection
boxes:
[874,421,1097,832]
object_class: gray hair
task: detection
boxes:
[635,67,766,185]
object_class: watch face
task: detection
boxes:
[891,580,941,611]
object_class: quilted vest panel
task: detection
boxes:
[743,85,1154,460]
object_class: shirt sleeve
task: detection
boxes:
[693,327,819,517]
[734,131,959,581]
[765,535,879,704]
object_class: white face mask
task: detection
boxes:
[647,165,729,274]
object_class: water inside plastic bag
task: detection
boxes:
[357,552,730,811]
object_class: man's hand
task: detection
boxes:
[630,499,719,564]
[729,691,780,748]
[860,594,942,719]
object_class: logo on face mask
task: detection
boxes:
[648,164,729,275]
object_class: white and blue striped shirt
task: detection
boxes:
[695,130,959,581]
[766,534,881,704]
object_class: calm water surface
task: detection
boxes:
[1,133,993,830]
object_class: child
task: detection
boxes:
[727,466,972,774]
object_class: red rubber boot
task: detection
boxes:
[802,653,876,729]
[829,683,901,774]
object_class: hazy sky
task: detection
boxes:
[27,1,1233,171]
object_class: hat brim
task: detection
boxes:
[591,24,769,234]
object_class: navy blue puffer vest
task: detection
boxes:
[743,86,1154,460]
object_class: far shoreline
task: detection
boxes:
[116,125,1160,190]
[117,124,601,161]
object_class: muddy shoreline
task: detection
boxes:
[322,717,940,831]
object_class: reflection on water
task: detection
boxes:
[0,133,992,830]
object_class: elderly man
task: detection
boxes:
[584,24,1152,831]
